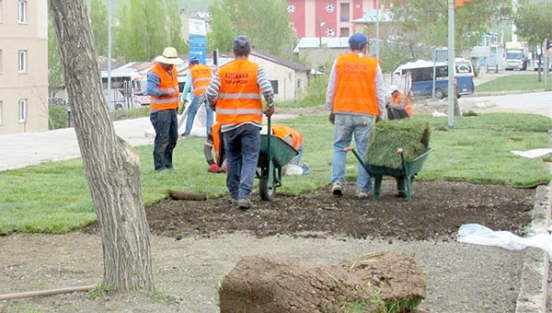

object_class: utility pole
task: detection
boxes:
[376,0,380,59]
[447,0,455,129]
[107,0,113,111]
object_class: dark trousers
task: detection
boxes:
[223,124,261,200]
[387,107,409,120]
[150,109,178,171]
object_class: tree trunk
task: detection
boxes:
[49,0,154,294]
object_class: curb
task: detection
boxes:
[515,183,551,313]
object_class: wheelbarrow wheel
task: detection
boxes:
[259,174,276,201]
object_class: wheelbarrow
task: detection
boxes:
[344,146,432,201]
[256,117,299,201]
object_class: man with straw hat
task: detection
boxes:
[147,47,184,171]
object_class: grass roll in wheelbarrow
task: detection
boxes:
[344,118,431,201]
[256,117,299,201]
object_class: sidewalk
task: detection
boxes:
[0,117,153,172]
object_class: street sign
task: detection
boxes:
[189,19,207,65]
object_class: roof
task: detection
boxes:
[98,51,307,80]
[250,51,309,72]
[293,37,351,53]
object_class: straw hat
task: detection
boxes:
[155,47,184,65]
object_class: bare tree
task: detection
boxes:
[49,0,155,294]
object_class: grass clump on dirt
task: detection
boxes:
[365,119,430,169]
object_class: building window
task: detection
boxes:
[18,99,27,122]
[0,0,3,23]
[287,4,295,13]
[340,27,350,37]
[18,50,26,73]
[340,3,350,21]
[18,0,26,23]
[325,3,335,13]
[325,28,335,37]
[0,101,3,124]
[270,80,279,94]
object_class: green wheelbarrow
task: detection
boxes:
[344,146,432,201]
[256,117,299,201]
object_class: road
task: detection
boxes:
[460,91,552,118]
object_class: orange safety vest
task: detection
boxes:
[215,59,263,125]
[271,126,303,150]
[190,64,212,96]
[333,53,379,116]
[391,92,413,117]
[210,123,223,165]
[148,63,180,111]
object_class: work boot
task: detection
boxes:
[237,198,251,210]
[356,191,369,199]
[331,183,343,196]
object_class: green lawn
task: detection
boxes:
[476,72,552,92]
[0,113,550,234]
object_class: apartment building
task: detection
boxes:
[287,0,379,38]
[0,0,49,134]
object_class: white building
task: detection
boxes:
[0,1,49,134]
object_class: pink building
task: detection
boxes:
[287,0,380,38]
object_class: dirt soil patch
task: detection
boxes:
[1,180,535,313]
[142,180,534,242]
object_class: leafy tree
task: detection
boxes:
[208,0,296,57]
[89,0,109,56]
[514,1,552,80]
[116,0,186,61]
[48,19,64,100]
[166,0,188,54]
[515,2,552,51]
[380,0,509,70]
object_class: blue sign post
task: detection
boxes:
[189,19,207,65]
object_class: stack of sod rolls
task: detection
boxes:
[364,119,430,170]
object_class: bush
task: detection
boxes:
[48,104,69,129]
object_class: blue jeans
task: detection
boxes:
[223,124,261,200]
[331,114,375,192]
[184,94,213,137]
[289,143,303,166]
[150,109,178,171]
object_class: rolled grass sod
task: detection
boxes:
[365,119,430,169]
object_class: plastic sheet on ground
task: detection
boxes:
[457,223,552,259]
[511,148,552,159]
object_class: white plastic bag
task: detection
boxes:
[457,223,552,258]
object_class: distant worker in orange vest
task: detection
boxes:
[386,85,412,120]
[206,35,275,210]
[326,33,386,199]
[181,57,213,137]
[269,125,309,174]
[147,47,183,171]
